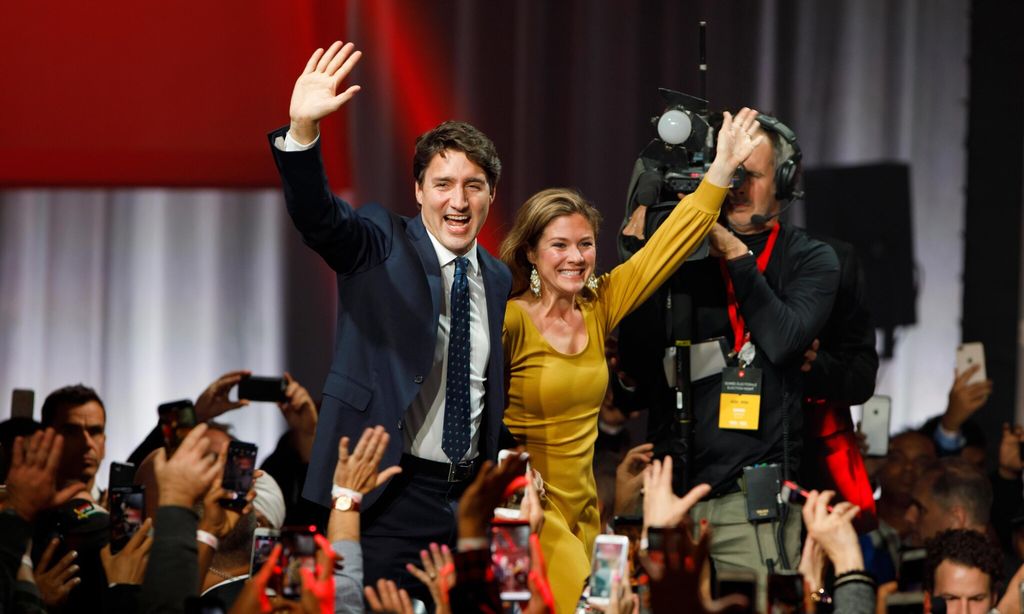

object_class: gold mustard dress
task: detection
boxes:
[502,181,727,612]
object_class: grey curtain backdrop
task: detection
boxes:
[0,1,973,485]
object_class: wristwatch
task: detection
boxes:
[332,492,360,512]
[331,484,363,512]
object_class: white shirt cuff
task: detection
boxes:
[274,130,320,152]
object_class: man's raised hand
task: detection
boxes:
[289,41,363,144]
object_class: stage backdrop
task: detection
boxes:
[0,0,978,484]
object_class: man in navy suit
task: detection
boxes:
[268,41,513,599]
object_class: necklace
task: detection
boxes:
[208,566,241,580]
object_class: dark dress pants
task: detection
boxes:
[360,457,475,607]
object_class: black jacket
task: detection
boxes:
[620,224,839,492]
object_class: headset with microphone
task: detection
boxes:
[744,114,803,228]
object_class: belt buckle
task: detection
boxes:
[447,461,472,482]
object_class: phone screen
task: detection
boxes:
[589,538,628,601]
[220,441,258,510]
[250,530,281,577]
[490,521,531,601]
[109,486,145,554]
[157,400,196,453]
[276,527,317,600]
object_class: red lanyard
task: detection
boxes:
[718,223,780,354]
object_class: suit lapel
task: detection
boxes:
[407,214,442,328]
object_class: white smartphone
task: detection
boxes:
[490,520,531,602]
[495,449,530,520]
[249,527,281,577]
[860,395,892,457]
[956,342,986,385]
[588,534,630,606]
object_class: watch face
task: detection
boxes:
[334,495,354,512]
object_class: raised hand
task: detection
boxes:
[35,537,80,608]
[195,370,251,422]
[365,578,415,614]
[153,423,221,508]
[457,452,529,539]
[332,426,402,494]
[706,108,764,187]
[100,518,154,586]
[642,456,711,529]
[614,443,654,515]
[406,542,455,614]
[289,41,363,144]
[801,490,862,574]
[6,428,85,521]
[942,365,993,432]
[280,372,318,462]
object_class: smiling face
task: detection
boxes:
[725,130,779,234]
[528,213,597,300]
[415,149,493,255]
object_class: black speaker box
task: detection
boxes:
[802,163,917,329]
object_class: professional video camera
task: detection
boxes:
[617,88,738,262]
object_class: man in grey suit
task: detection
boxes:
[268,41,514,600]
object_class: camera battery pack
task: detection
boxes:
[743,464,781,522]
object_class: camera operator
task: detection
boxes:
[618,113,839,577]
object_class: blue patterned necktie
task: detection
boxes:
[442,256,471,463]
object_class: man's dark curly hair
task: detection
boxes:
[924,529,1003,597]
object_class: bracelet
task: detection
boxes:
[331,485,364,504]
[196,530,219,551]
[457,537,488,551]
[833,569,875,589]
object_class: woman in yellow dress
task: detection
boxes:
[498,108,763,612]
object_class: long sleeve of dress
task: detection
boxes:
[597,180,727,331]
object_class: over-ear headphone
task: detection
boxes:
[755,114,803,202]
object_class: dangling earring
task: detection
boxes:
[586,273,599,292]
[530,266,542,298]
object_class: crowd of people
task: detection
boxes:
[1,39,1021,614]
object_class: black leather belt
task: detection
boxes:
[401,454,479,482]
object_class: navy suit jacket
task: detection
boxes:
[268,127,513,510]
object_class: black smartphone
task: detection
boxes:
[716,569,757,613]
[109,461,136,490]
[898,548,926,592]
[220,441,258,510]
[274,526,317,600]
[250,528,281,578]
[158,399,197,453]
[11,389,34,419]
[109,486,145,554]
[768,571,803,614]
[885,591,927,614]
[237,376,287,403]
